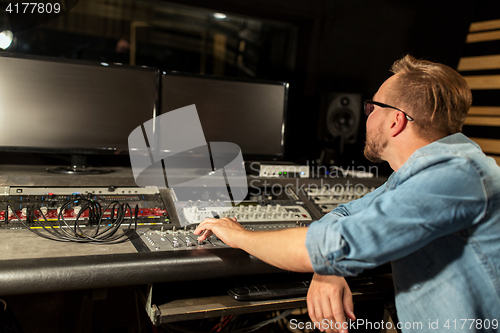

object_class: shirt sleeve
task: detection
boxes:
[305,159,488,276]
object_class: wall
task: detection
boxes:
[165,0,477,171]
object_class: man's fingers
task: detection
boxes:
[312,298,326,332]
[319,291,341,333]
[196,218,221,226]
[196,230,213,241]
[325,293,344,333]
[193,219,219,235]
[193,221,207,235]
[193,220,218,240]
[307,293,319,328]
[343,288,356,321]
[331,300,347,333]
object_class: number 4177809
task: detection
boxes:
[5,3,61,14]
[444,319,498,330]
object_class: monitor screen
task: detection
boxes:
[0,53,159,154]
[161,73,288,158]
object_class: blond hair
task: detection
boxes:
[390,55,472,140]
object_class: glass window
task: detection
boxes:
[1,0,297,81]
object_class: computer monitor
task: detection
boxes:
[0,53,159,173]
[161,72,288,160]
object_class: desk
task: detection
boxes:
[0,164,392,331]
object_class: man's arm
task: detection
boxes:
[303,183,387,333]
[194,217,313,272]
[194,218,356,333]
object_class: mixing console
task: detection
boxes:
[0,181,378,248]
[0,185,315,249]
[182,204,311,224]
[172,186,314,226]
[306,185,376,213]
[137,221,305,252]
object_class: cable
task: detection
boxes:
[0,299,6,311]
[135,290,142,333]
[8,198,139,244]
[231,309,296,333]
[209,315,233,333]
[162,309,297,333]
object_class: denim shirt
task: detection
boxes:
[306,133,500,331]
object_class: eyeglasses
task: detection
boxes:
[364,100,414,121]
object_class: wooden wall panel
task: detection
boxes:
[464,117,500,126]
[458,54,500,71]
[470,138,500,154]
[464,75,500,89]
[468,106,500,116]
[466,30,500,43]
[461,18,500,166]
[470,19,500,32]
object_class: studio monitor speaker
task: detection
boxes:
[323,93,361,144]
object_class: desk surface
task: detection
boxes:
[0,231,281,296]
[0,229,136,260]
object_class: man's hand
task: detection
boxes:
[193,217,248,248]
[307,273,356,333]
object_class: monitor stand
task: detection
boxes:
[46,154,113,174]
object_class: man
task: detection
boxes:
[194,55,500,332]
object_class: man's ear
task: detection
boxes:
[389,111,408,137]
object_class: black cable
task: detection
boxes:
[230,309,295,333]
[32,204,76,241]
[161,309,297,333]
[10,198,139,244]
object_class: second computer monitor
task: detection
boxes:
[161,73,288,159]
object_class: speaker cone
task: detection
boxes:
[326,107,356,138]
